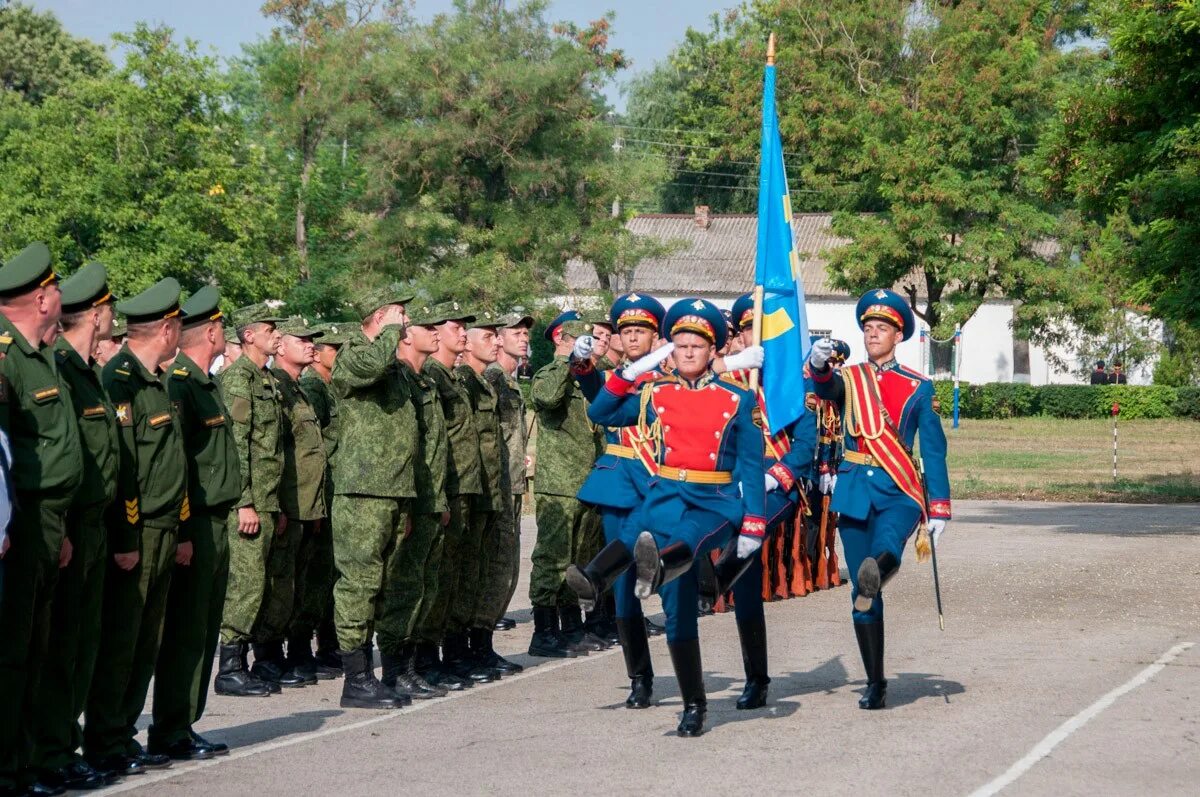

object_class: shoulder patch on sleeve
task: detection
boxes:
[228,395,251,423]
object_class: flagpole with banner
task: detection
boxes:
[753,32,811,433]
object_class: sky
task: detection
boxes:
[28,0,737,111]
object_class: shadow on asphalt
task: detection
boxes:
[877,672,966,707]
[959,502,1199,536]
[206,709,343,748]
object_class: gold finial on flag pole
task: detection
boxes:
[767,32,776,65]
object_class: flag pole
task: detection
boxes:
[750,32,775,394]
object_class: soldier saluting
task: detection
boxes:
[808,288,951,710]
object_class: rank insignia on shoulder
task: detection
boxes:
[32,386,60,402]
[114,368,131,377]
[115,402,133,426]
[172,368,189,378]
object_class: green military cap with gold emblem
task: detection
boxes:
[232,302,287,329]
[466,310,502,331]
[0,242,57,297]
[59,261,116,313]
[421,300,475,327]
[116,277,183,324]
[111,317,127,340]
[559,319,590,339]
[277,315,325,339]
[350,283,418,320]
[312,322,350,346]
[180,285,224,328]
[581,310,614,331]
[497,310,534,330]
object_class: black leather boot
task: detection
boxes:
[414,641,470,690]
[561,606,605,653]
[616,618,653,708]
[286,633,319,685]
[565,540,634,612]
[189,729,229,756]
[388,643,447,699]
[527,606,577,658]
[598,593,621,646]
[855,621,887,709]
[378,648,417,704]
[699,534,761,611]
[473,628,523,675]
[314,619,342,679]
[251,641,307,688]
[444,631,495,682]
[854,551,900,612]
[735,614,770,710]
[633,533,694,599]
[339,647,403,709]
[213,642,272,697]
[668,638,707,737]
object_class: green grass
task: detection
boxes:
[938,418,1200,503]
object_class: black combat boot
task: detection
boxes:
[668,638,707,737]
[443,631,495,683]
[561,605,605,653]
[472,628,523,675]
[388,643,447,699]
[854,551,901,613]
[285,633,319,685]
[339,647,404,710]
[616,618,653,708]
[565,540,634,612]
[414,641,471,690]
[633,533,694,599]
[378,649,416,704]
[528,607,577,658]
[735,614,770,710]
[855,621,887,710]
[213,642,272,697]
[314,619,342,679]
[251,641,306,688]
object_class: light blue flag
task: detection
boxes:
[754,51,811,434]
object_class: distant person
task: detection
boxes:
[1108,361,1128,385]
[1089,360,1108,385]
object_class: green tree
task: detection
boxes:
[0,1,109,103]
[1033,0,1200,327]
[0,24,290,305]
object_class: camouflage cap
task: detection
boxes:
[496,311,534,330]
[224,325,240,344]
[558,319,590,339]
[312,322,351,346]
[423,300,475,327]
[350,283,417,320]
[466,310,501,331]
[582,311,614,331]
[111,317,127,339]
[233,302,287,328]
[277,315,325,340]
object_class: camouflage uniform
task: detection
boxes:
[298,367,339,661]
[457,362,506,631]
[482,361,527,624]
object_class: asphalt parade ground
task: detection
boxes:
[102,500,1198,797]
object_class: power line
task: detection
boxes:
[613,124,808,159]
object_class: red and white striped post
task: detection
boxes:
[1111,402,1120,480]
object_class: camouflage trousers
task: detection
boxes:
[331,495,412,652]
[219,510,283,645]
[31,503,107,770]
[529,494,599,608]
[83,522,178,760]
[472,495,523,628]
[416,495,471,645]
[287,520,334,646]
[150,507,230,747]
[382,512,445,653]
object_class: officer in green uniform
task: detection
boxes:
[0,243,85,797]
[85,277,187,776]
[528,314,604,658]
[217,304,297,692]
[271,318,328,686]
[416,302,494,687]
[300,323,345,678]
[31,263,119,791]
[453,311,519,679]
[149,287,246,761]
[388,302,453,698]
[329,284,419,709]
[483,312,532,633]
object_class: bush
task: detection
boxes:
[1172,387,1200,420]
[979,382,1038,419]
[1098,385,1177,419]
[927,382,1195,420]
[1037,385,1096,418]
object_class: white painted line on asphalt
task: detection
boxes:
[100,646,623,795]
[965,640,1195,797]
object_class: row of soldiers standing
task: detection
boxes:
[0,241,540,796]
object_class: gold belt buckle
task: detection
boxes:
[677,469,688,482]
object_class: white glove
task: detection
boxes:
[819,472,836,495]
[764,473,780,493]
[622,342,675,380]
[723,344,764,371]
[737,534,763,559]
[571,334,594,362]
[809,337,834,370]
[928,518,947,548]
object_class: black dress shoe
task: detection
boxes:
[626,675,654,709]
[149,738,215,761]
[676,704,707,737]
[132,751,172,770]
[88,755,145,777]
[39,762,106,791]
[190,730,229,756]
[736,680,769,710]
[494,617,516,631]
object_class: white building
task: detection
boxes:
[562,210,1154,385]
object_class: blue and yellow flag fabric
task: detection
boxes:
[754,46,810,434]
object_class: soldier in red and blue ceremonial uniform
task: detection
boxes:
[804,336,849,579]
[808,289,950,710]
[588,298,765,737]
[710,293,817,711]
[565,293,666,710]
